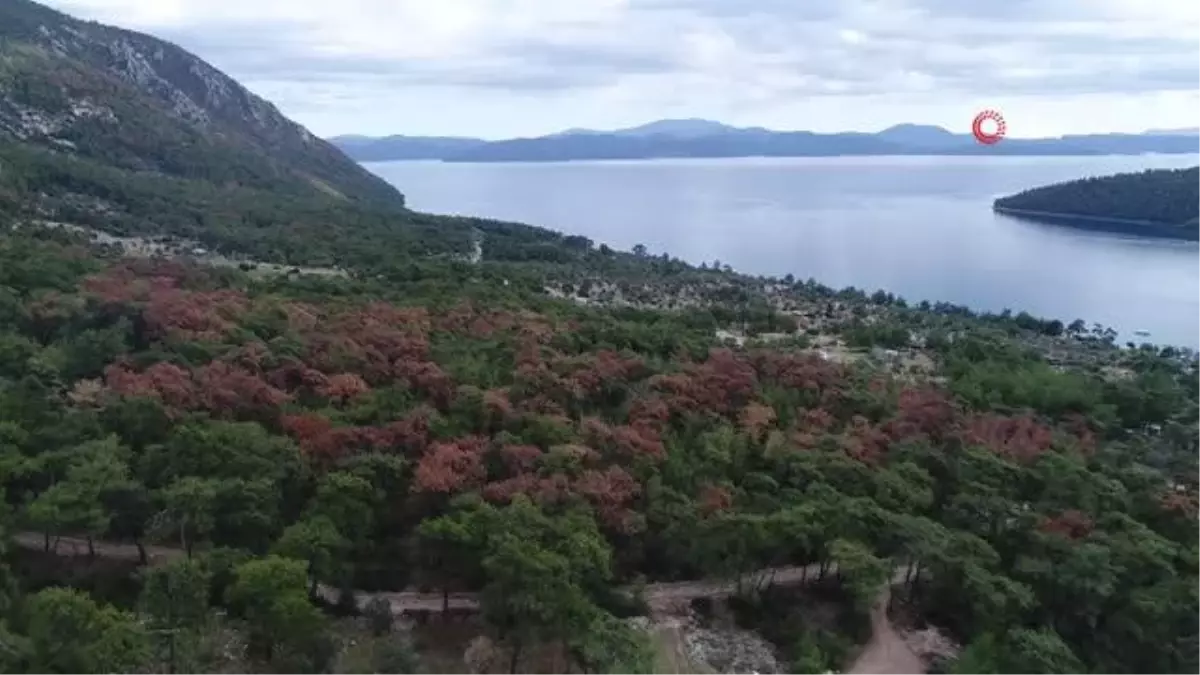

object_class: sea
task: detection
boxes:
[366,154,1200,348]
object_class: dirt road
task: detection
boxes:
[12,533,830,613]
[846,584,925,675]
[12,532,184,563]
[315,565,831,615]
[13,533,925,672]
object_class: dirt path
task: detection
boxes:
[846,584,924,675]
[12,532,184,563]
[13,533,924,672]
[12,533,832,613]
[316,565,832,616]
[652,619,715,674]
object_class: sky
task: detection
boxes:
[46,0,1200,140]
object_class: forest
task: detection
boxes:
[0,225,1196,674]
[1,1,1196,671]
[993,167,1200,232]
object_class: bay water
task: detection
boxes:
[368,155,1199,347]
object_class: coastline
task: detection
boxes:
[992,205,1198,241]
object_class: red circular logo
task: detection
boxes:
[972,109,1007,145]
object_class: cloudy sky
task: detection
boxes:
[47,0,1200,139]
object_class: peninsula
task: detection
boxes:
[993,167,1200,240]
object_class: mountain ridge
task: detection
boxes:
[327,133,488,161]
[0,0,403,206]
[0,0,634,276]
[331,118,1200,162]
[1143,127,1200,136]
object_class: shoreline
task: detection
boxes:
[992,205,1198,241]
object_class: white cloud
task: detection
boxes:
[47,0,1200,138]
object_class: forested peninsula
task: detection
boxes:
[993,167,1200,239]
[1,1,1198,674]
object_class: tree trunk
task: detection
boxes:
[509,639,523,674]
[136,539,148,566]
[42,531,50,552]
[181,520,192,558]
[443,587,450,614]
[87,536,95,559]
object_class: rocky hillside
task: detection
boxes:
[0,0,534,270]
[0,0,401,206]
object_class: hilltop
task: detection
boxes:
[0,0,400,205]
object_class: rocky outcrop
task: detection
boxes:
[0,0,402,207]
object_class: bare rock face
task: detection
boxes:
[0,0,403,207]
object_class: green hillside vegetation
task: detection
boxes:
[0,2,1197,674]
[0,223,1197,675]
[993,167,1200,231]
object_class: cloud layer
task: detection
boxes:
[48,0,1200,138]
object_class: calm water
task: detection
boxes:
[367,155,1200,348]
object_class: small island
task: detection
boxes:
[993,167,1200,240]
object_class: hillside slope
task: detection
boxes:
[993,167,1200,239]
[0,0,575,271]
[0,0,401,205]
[0,1,641,278]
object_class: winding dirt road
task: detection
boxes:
[13,533,925,673]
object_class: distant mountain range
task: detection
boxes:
[329,134,490,161]
[1143,127,1200,136]
[328,119,1200,163]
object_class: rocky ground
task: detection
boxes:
[16,220,349,279]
